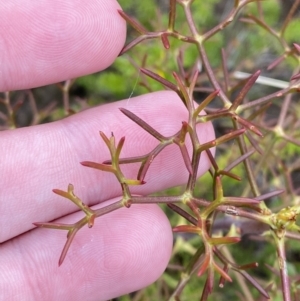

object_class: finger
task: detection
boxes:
[0,91,215,242]
[0,201,173,301]
[0,0,125,91]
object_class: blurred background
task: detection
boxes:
[1,1,300,300]
[1,0,299,129]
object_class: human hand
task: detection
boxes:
[0,1,215,300]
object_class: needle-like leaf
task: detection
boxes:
[81,161,115,173]
[230,70,261,112]
[140,68,178,91]
[119,108,166,141]
[118,10,147,34]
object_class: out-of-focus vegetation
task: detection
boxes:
[110,1,300,300]
[2,1,300,300]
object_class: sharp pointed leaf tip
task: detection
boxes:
[294,43,300,53]
[291,73,300,81]
[161,33,170,49]
[58,256,64,267]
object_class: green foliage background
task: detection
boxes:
[90,1,299,301]
[3,1,299,300]
[74,1,300,300]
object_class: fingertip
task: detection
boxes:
[0,0,126,91]
[0,203,173,301]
